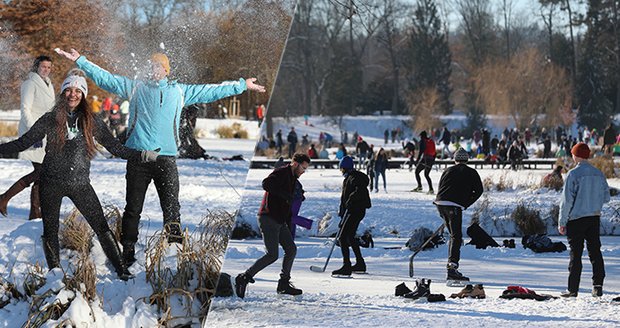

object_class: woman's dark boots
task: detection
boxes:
[98,230,133,281]
[41,235,61,269]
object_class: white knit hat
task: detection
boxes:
[454,147,469,162]
[61,75,88,97]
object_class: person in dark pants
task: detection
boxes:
[332,156,372,276]
[433,148,483,282]
[235,153,311,298]
[56,48,265,266]
[287,127,298,158]
[0,72,159,280]
[412,131,436,194]
[559,143,609,297]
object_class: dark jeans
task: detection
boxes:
[437,205,462,266]
[245,214,297,281]
[39,180,113,265]
[566,216,605,293]
[415,157,434,190]
[338,209,365,264]
[374,170,386,191]
[121,157,180,245]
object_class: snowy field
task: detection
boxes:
[208,165,620,327]
[0,118,259,327]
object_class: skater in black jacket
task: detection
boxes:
[0,71,159,280]
[332,156,372,276]
[235,153,311,298]
[433,148,483,282]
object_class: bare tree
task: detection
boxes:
[475,48,572,129]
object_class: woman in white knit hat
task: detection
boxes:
[0,70,159,280]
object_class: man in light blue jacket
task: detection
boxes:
[56,48,265,265]
[558,142,609,298]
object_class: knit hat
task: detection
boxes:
[571,142,590,159]
[61,74,88,97]
[454,147,469,162]
[339,156,354,170]
[150,53,170,74]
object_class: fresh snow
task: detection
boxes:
[0,117,259,327]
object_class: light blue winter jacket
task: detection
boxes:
[76,56,247,156]
[559,161,610,226]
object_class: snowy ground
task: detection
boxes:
[208,165,620,327]
[0,117,259,327]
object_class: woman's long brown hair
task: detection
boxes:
[49,92,97,159]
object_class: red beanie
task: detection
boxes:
[571,142,590,159]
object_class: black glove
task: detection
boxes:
[32,140,43,148]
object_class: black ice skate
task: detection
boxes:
[403,279,431,300]
[331,263,352,277]
[277,279,303,297]
[234,273,255,299]
[351,260,366,274]
[446,268,470,287]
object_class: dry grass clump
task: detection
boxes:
[590,155,615,178]
[22,264,46,297]
[483,172,513,191]
[0,276,22,309]
[511,202,545,235]
[0,122,17,137]
[65,252,97,302]
[101,204,123,242]
[145,210,236,325]
[216,123,248,139]
[59,208,93,254]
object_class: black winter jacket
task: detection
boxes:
[339,170,371,217]
[258,164,296,224]
[435,163,483,209]
[0,112,141,184]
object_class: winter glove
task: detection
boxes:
[32,140,43,148]
[141,148,160,163]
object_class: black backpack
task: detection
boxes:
[466,223,500,249]
[522,234,567,253]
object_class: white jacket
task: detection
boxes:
[18,72,55,163]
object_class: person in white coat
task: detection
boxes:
[0,55,55,219]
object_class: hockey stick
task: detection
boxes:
[310,210,349,273]
[408,223,445,278]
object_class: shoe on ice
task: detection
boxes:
[592,286,603,297]
[395,282,413,297]
[450,284,473,298]
[332,263,352,276]
[277,279,302,296]
[403,279,431,300]
[447,268,470,281]
[234,273,255,299]
[560,290,578,298]
[411,186,423,192]
[427,189,434,195]
[351,260,366,273]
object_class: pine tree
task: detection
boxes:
[401,0,452,114]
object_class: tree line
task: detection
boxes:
[267,0,619,135]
